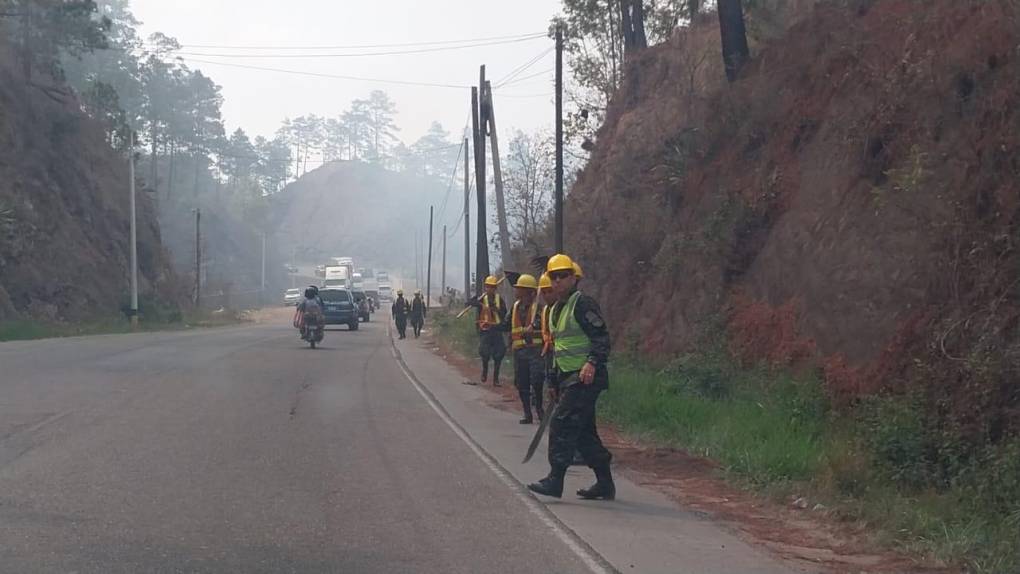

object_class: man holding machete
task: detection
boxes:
[527,253,615,501]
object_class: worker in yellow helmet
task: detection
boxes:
[499,274,546,424]
[466,275,508,386]
[527,254,615,501]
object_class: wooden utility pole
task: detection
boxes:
[195,208,201,308]
[472,81,490,294]
[554,24,565,253]
[129,136,138,329]
[426,206,434,308]
[441,224,447,304]
[463,135,470,298]
[484,81,512,280]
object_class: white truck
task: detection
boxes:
[323,265,350,288]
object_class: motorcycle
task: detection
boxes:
[295,309,325,349]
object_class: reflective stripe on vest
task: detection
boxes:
[479,293,502,330]
[510,300,539,350]
[540,305,553,355]
[551,291,590,372]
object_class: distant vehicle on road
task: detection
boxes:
[365,288,380,309]
[315,265,326,277]
[283,288,302,306]
[378,284,393,302]
[351,289,371,322]
[323,265,350,288]
[284,264,299,274]
[320,288,359,331]
[376,271,389,283]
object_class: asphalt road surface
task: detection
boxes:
[0,311,594,573]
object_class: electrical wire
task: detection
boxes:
[178,57,472,89]
[495,67,554,88]
[175,35,547,59]
[493,47,553,88]
[154,32,546,51]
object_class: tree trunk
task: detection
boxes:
[633,0,647,48]
[167,140,176,201]
[689,0,701,22]
[718,0,750,82]
[193,155,201,201]
[621,1,634,51]
[150,125,159,195]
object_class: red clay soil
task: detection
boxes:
[424,334,954,574]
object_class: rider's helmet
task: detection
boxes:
[304,288,316,299]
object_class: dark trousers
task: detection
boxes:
[514,347,544,419]
[395,316,407,338]
[478,331,506,381]
[548,384,611,469]
[411,315,424,337]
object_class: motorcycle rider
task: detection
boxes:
[295,287,324,339]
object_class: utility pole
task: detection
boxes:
[129,132,139,329]
[484,80,512,279]
[426,206,433,308]
[555,23,565,253]
[472,72,490,294]
[260,232,266,307]
[463,135,470,298]
[441,224,447,304]
[195,208,201,308]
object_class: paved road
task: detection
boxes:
[0,312,594,573]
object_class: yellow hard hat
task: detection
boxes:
[514,274,538,289]
[572,262,584,279]
[397,289,403,295]
[546,253,575,274]
[538,273,552,289]
[484,275,499,287]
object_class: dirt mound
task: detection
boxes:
[568,1,1020,427]
[0,41,173,322]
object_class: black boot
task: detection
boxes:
[480,362,488,384]
[492,361,502,386]
[528,466,567,498]
[519,391,533,423]
[577,464,616,500]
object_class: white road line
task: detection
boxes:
[387,323,617,574]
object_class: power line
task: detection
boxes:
[494,47,553,88]
[153,32,546,51]
[175,35,547,59]
[496,68,554,88]
[178,57,471,89]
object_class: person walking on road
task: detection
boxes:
[528,254,615,501]
[468,275,507,386]
[410,290,426,338]
[392,290,410,340]
[502,274,545,424]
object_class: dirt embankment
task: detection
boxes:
[567,1,1020,429]
[0,42,173,322]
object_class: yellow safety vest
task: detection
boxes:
[478,293,502,331]
[540,305,553,356]
[551,291,590,372]
[510,300,539,351]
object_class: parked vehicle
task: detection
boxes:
[352,289,371,322]
[320,288,359,331]
[283,288,302,306]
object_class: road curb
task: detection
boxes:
[386,321,619,574]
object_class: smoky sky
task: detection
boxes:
[131,0,561,145]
